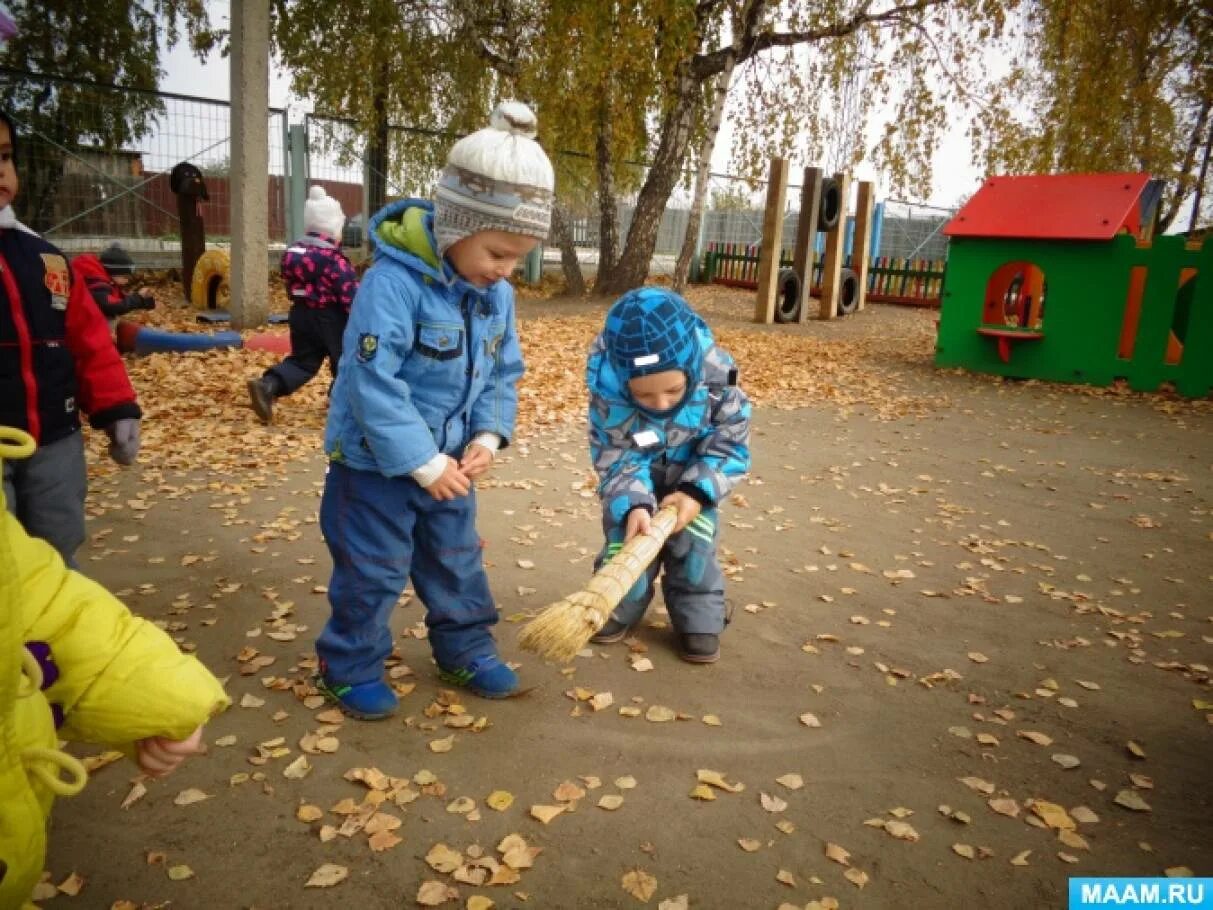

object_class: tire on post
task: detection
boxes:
[817,177,842,231]
[774,267,801,323]
[190,249,231,311]
[836,267,860,315]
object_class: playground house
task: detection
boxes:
[934,172,1210,397]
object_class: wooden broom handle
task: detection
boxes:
[582,505,680,601]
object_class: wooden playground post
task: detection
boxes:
[792,166,823,324]
[817,172,851,320]
[851,180,875,312]
[754,156,790,324]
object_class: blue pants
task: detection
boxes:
[316,461,499,685]
[596,507,726,634]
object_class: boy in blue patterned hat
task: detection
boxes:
[313,101,553,718]
[586,287,751,663]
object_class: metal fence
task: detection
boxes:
[0,69,954,275]
[0,68,288,266]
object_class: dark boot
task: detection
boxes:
[590,617,632,644]
[247,376,277,424]
[679,632,720,664]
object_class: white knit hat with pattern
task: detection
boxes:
[304,185,346,240]
[433,101,555,256]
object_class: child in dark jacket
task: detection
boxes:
[70,243,156,326]
[586,287,752,663]
[247,186,358,423]
[0,110,142,566]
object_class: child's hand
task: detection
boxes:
[660,491,702,534]
[425,455,471,500]
[624,507,652,542]
[459,443,494,479]
[135,726,205,778]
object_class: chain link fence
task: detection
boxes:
[0,68,287,267]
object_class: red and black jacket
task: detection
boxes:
[71,253,149,318]
[0,228,141,445]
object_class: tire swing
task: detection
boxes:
[837,267,860,315]
[190,249,231,311]
[774,268,801,323]
[817,178,842,231]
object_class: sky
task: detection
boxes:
[158,9,984,211]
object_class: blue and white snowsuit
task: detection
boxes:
[316,199,524,683]
[588,288,751,634]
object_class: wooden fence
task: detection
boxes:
[701,242,945,308]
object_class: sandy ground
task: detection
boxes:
[36,294,1213,910]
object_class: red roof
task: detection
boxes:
[944,172,1151,241]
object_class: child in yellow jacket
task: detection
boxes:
[0,426,229,908]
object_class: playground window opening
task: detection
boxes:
[983,261,1047,332]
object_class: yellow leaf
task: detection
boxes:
[426,843,464,873]
[645,705,676,722]
[57,872,85,895]
[696,769,745,793]
[305,864,348,888]
[952,844,976,860]
[529,804,565,824]
[1010,850,1031,866]
[1030,800,1076,830]
[173,787,210,806]
[429,735,455,753]
[486,790,514,811]
[760,792,788,813]
[775,773,804,790]
[844,868,870,888]
[467,897,495,910]
[776,869,796,886]
[738,838,762,852]
[296,804,323,823]
[553,780,587,802]
[689,784,716,801]
[621,868,657,902]
[416,880,458,906]
[799,712,822,728]
[598,794,625,810]
[615,775,638,789]
[369,829,403,852]
[825,843,851,866]
[166,864,194,882]
[1126,740,1147,759]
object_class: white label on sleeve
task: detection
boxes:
[632,429,660,448]
[632,353,660,367]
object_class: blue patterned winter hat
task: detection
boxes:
[603,287,704,385]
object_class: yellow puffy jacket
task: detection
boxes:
[0,427,230,909]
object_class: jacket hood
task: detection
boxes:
[369,199,489,299]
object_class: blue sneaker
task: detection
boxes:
[437,655,519,699]
[314,674,398,720]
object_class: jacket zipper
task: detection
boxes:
[0,253,42,439]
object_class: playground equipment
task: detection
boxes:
[170,162,208,303]
[749,159,876,324]
[115,319,288,357]
[190,249,232,312]
[935,172,1210,397]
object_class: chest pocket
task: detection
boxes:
[415,323,463,362]
[483,321,505,363]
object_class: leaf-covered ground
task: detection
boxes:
[40,281,1212,908]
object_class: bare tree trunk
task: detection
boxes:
[550,204,586,296]
[673,61,734,292]
[598,76,700,296]
[1186,103,1212,234]
[595,99,620,275]
[367,61,391,216]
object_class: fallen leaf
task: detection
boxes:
[1052,754,1081,770]
[448,797,476,814]
[988,798,1020,819]
[760,792,788,813]
[296,804,324,823]
[738,838,762,852]
[1010,850,1031,866]
[553,780,587,802]
[305,864,349,888]
[844,868,870,888]
[825,843,851,866]
[416,880,458,906]
[467,897,495,910]
[283,755,312,779]
[1031,801,1076,830]
[598,794,625,810]
[645,705,676,722]
[776,869,796,886]
[657,896,689,910]
[1017,730,1053,746]
[616,776,638,790]
[967,652,989,664]
[1165,867,1195,878]
[689,784,716,801]
[57,872,85,895]
[697,769,745,793]
[884,820,919,842]
[799,712,822,728]
[1071,806,1100,824]
[775,773,804,790]
[369,829,403,852]
[429,735,455,753]
[621,868,657,902]
[1058,829,1089,851]
[1126,741,1147,759]
[426,843,464,874]
[166,865,194,882]
[958,776,996,795]
[121,780,148,809]
[529,804,565,824]
[486,790,514,811]
[173,788,210,806]
[1114,789,1152,812]
[952,844,976,860]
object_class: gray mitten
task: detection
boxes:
[106,418,140,465]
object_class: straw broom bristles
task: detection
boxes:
[518,505,679,663]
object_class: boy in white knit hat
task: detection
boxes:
[247,185,359,423]
[314,101,553,717]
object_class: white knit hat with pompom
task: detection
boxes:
[433,100,555,255]
[304,185,346,240]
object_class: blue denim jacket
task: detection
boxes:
[323,199,524,477]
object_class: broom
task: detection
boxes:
[518,505,679,663]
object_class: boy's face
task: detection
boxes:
[446,230,538,288]
[0,121,18,209]
[627,369,687,413]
